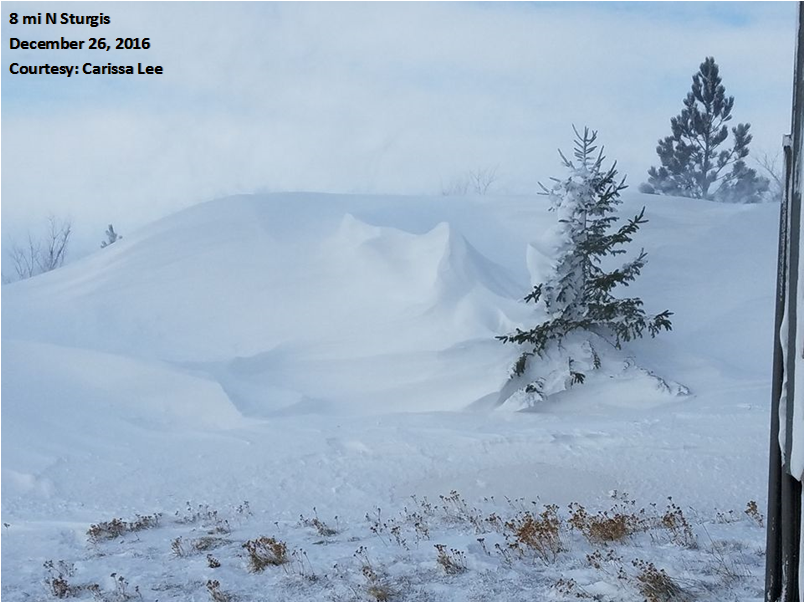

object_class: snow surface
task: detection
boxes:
[1,192,780,600]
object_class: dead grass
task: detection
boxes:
[206,579,232,602]
[744,500,764,527]
[193,536,231,551]
[355,546,395,601]
[242,536,288,571]
[106,573,141,601]
[87,513,161,543]
[44,560,77,599]
[175,502,231,534]
[434,544,467,574]
[364,570,393,602]
[300,508,338,537]
[633,559,689,602]
[172,535,230,557]
[42,493,768,601]
[554,577,594,599]
[171,537,187,558]
[660,499,697,548]
[504,504,563,562]
[43,561,140,601]
[568,501,648,544]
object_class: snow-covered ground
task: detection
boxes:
[2,192,779,600]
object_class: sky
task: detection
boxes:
[1,1,798,262]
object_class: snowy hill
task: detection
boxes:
[1,192,780,600]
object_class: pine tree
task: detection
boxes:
[641,57,769,203]
[498,127,672,390]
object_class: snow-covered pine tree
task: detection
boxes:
[641,57,769,203]
[100,224,122,248]
[498,127,672,397]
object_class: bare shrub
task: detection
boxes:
[107,573,140,601]
[44,560,75,598]
[193,536,231,552]
[660,499,696,548]
[288,549,318,581]
[6,215,72,282]
[207,554,221,569]
[87,518,128,543]
[243,536,288,571]
[441,166,499,196]
[399,499,433,542]
[171,537,187,558]
[355,546,394,601]
[714,509,739,524]
[39,216,72,271]
[438,490,487,532]
[434,544,467,574]
[175,502,230,533]
[366,507,410,548]
[504,504,562,562]
[700,525,751,585]
[586,548,624,570]
[755,150,785,202]
[554,577,594,599]
[364,574,393,602]
[43,560,105,600]
[173,534,230,558]
[7,236,40,282]
[48,575,72,599]
[87,513,161,543]
[130,513,160,531]
[633,559,688,602]
[568,502,648,544]
[744,500,764,527]
[300,508,337,537]
[206,580,232,602]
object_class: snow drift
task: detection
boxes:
[1,191,783,601]
[3,192,776,422]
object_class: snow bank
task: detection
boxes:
[1,191,782,600]
[3,192,778,417]
[2,339,244,498]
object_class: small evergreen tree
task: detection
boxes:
[498,127,672,392]
[641,57,769,203]
[100,224,122,248]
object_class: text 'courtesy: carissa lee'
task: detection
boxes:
[9,62,163,77]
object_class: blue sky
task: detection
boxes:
[1,2,798,259]
[541,1,787,25]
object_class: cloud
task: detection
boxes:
[1,2,796,258]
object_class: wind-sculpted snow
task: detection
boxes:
[0,192,784,601]
[2,339,245,502]
[3,197,521,362]
[2,193,780,417]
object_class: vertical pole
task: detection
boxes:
[767,5,804,601]
[767,136,792,602]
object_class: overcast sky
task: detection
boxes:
[1,2,798,260]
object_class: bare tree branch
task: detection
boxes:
[755,150,784,202]
[5,215,72,283]
[441,166,500,196]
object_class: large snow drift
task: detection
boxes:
[1,192,780,600]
